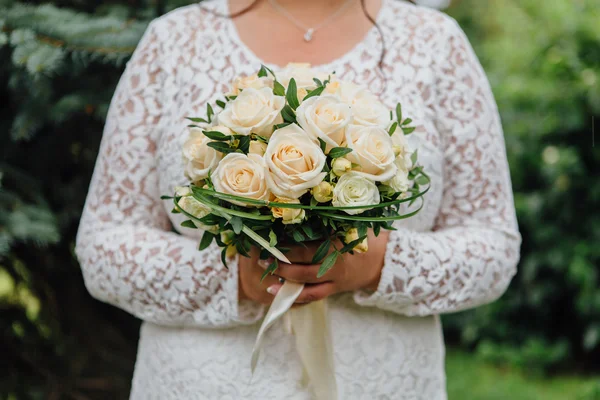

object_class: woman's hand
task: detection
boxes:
[238,248,284,305]
[259,230,389,305]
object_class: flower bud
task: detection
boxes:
[311,181,333,203]
[393,145,404,157]
[226,244,238,258]
[344,228,369,253]
[249,140,268,156]
[332,157,352,176]
[220,230,235,246]
[271,197,306,225]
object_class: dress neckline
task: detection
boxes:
[218,0,387,71]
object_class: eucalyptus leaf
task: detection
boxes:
[311,239,331,264]
[317,251,339,278]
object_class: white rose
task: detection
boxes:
[334,82,391,128]
[391,130,413,171]
[227,74,273,96]
[212,153,271,206]
[217,87,285,136]
[296,95,352,152]
[264,124,327,199]
[249,140,268,156]
[182,127,225,182]
[332,172,380,215]
[175,186,218,233]
[345,125,397,181]
[277,63,326,91]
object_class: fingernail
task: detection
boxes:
[258,258,274,269]
[266,285,281,295]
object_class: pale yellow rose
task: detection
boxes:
[296,95,352,151]
[277,63,320,89]
[218,87,285,136]
[271,197,306,225]
[249,140,268,156]
[175,186,218,233]
[332,172,380,215]
[228,74,273,96]
[345,125,397,182]
[344,228,368,253]
[334,82,391,129]
[182,127,224,182]
[331,157,352,177]
[264,124,327,199]
[384,130,413,193]
[311,181,333,203]
[211,153,271,206]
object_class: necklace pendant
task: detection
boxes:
[304,28,314,42]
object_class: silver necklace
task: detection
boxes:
[268,0,356,42]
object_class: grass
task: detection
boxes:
[446,349,600,400]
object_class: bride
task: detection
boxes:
[75,0,521,398]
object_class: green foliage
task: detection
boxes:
[444,0,600,373]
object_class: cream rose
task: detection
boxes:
[384,131,413,193]
[249,140,268,156]
[332,172,380,215]
[211,153,271,206]
[277,63,326,91]
[345,125,397,182]
[271,197,306,225]
[334,82,391,129]
[227,74,273,96]
[175,186,218,233]
[182,127,225,182]
[296,95,352,151]
[217,87,285,136]
[264,124,327,199]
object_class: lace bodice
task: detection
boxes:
[75,1,520,398]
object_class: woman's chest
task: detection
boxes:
[156,63,444,233]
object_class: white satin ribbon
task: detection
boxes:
[251,281,338,400]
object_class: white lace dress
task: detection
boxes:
[75,1,521,399]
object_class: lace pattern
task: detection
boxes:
[75,1,520,398]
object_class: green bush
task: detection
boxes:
[0,0,598,398]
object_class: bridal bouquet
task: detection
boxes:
[165,63,429,278]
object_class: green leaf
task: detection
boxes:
[389,122,398,136]
[303,86,325,101]
[171,208,181,214]
[292,229,306,242]
[220,247,229,269]
[340,235,367,253]
[286,78,300,110]
[207,103,214,123]
[415,175,430,185]
[301,224,316,239]
[216,99,226,109]
[260,259,279,282]
[274,81,286,96]
[281,105,296,123]
[203,130,231,141]
[402,126,416,135]
[317,251,339,278]
[318,138,327,153]
[395,103,402,122]
[199,231,215,250]
[258,65,268,78]
[373,224,381,237]
[411,150,418,166]
[230,216,243,234]
[313,78,323,87]
[237,135,251,154]
[181,220,197,229]
[402,118,413,126]
[328,147,353,159]
[311,239,331,264]
[207,141,235,154]
[269,230,278,247]
[226,95,237,101]
[186,117,208,124]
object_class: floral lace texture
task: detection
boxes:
[75,1,520,398]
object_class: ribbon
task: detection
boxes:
[251,281,338,399]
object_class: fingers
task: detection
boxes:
[285,243,321,264]
[258,259,330,284]
[294,282,337,304]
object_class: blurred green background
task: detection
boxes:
[1,0,599,398]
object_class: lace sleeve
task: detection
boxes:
[354,17,521,316]
[75,20,264,327]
